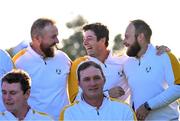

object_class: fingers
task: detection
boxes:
[156,45,171,55]
[136,113,145,121]
[136,104,150,121]
[113,86,125,95]
[117,88,125,95]
[109,86,125,98]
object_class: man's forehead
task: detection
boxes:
[127,23,135,32]
[2,82,21,90]
[83,30,96,36]
[80,66,101,76]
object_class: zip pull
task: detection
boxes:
[44,61,47,65]
[104,64,107,68]
[43,57,47,65]
[96,108,99,115]
[138,59,141,66]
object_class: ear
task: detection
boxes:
[24,89,30,100]
[100,37,106,45]
[137,33,145,43]
[33,34,42,43]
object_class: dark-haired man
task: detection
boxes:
[0,69,53,120]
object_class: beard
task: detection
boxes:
[126,40,141,57]
[40,43,56,57]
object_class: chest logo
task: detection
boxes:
[56,69,61,75]
[118,70,124,77]
[146,66,151,73]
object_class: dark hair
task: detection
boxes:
[1,69,31,94]
[131,19,152,43]
[83,23,109,47]
[77,61,105,82]
[31,18,56,39]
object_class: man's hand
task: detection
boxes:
[156,45,170,55]
[136,104,150,121]
[108,86,125,98]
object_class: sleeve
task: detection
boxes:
[148,52,180,110]
[12,48,27,68]
[0,50,13,77]
[119,61,131,104]
[117,76,131,103]
[67,57,88,103]
[125,106,137,121]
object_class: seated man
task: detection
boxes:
[0,69,53,121]
[60,61,136,120]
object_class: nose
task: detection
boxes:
[83,38,89,46]
[54,37,59,44]
[123,38,128,47]
[123,41,126,46]
[89,79,97,86]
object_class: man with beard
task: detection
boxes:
[12,18,71,120]
[123,19,180,120]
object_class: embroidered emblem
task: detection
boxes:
[56,69,61,75]
[146,66,151,73]
[118,70,124,77]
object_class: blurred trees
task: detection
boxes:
[112,34,125,56]
[61,15,87,60]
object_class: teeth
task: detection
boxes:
[6,103,13,105]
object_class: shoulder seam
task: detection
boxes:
[12,48,27,63]
[59,101,79,120]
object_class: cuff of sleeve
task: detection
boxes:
[147,100,155,110]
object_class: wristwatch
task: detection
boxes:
[144,102,152,111]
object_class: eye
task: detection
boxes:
[84,36,96,41]
[93,75,101,80]
[82,77,90,82]
[52,35,57,40]
[10,91,17,95]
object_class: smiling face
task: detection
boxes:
[124,23,141,57]
[2,82,29,114]
[83,30,105,57]
[79,66,105,100]
[39,24,59,57]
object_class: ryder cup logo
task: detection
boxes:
[145,66,151,73]
[56,69,61,75]
[118,70,124,77]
